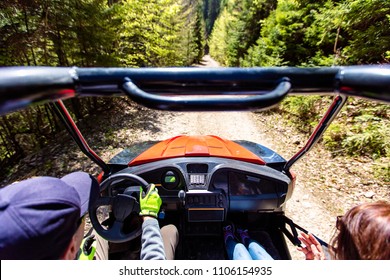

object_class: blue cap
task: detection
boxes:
[0,172,99,259]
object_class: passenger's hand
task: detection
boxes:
[139,184,161,218]
[297,232,326,260]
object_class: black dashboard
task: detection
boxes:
[108,157,292,222]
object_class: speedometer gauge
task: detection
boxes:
[162,170,180,190]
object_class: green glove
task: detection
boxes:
[139,184,162,218]
[77,235,96,260]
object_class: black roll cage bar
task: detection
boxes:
[1,65,389,176]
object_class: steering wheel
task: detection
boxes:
[89,173,150,243]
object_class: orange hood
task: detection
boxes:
[128,135,266,166]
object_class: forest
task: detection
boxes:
[0,0,389,182]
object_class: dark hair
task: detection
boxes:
[330,201,390,260]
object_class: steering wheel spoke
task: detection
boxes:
[113,194,139,222]
[94,196,114,207]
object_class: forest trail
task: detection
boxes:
[137,55,273,148]
[195,55,221,67]
[136,111,273,149]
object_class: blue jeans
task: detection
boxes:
[225,238,274,260]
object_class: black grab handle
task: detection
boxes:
[121,77,291,111]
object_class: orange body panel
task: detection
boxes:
[129,135,266,166]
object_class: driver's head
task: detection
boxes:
[0,171,99,259]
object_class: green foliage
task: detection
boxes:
[202,0,222,38]
[193,5,207,63]
[237,0,390,66]
[240,38,285,66]
[340,0,390,64]
[280,96,323,132]
[281,96,389,165]
[341,114,389,158]
[322,100,389,163]
[241,0,338,66]
[209,0,390,173]
[209,0,276,66]
[114,0,205,67]
[325,110,389,185]
[0,0,120,66]
[323,123,346,152]
[373,161,390,183]
[0,0,205,67]
[225,0,277,66]
[208,8,232,65]
[0,0,206,173]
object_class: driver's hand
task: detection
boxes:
[76,234,96,260]
[139,184,162,218]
